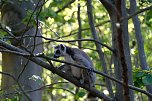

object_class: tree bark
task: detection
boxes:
[1,1,42,101]
[121,0,134,100]
[116,0,130,100]
[99,0,124,100]
[77,2,82,49]
[129,0,152,101]
[0,39,113,101]
[87,0,114,98]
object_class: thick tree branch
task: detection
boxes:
[0,40,112,101]
[99,0,120,18]
[0,40,152,98]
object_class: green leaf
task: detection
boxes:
[49,9,57,18]
[142,74,152,85]
[134,78,144,87]
[77,91,86,97]
[145,10,152,27]
[136,71,144,78]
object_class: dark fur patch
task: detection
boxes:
[54,45,59,49]
[66,46,74,58]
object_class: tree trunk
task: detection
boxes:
[1,1,42,101]
[87,0,114,98]
[129,0,152,101]
[121,0,134,100]
[99,0,132,100]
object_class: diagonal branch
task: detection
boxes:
[0,82,74,98]
[0,40,112,101]
[0,40,152,98]
[4,36,114,52]
[120,5,152,21]
[0,71,32,101]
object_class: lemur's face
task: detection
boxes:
[54,44,66,58]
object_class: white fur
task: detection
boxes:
[64,54,81,78]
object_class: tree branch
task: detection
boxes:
[4,36,114,52]
[56,0,76,13]
[0,40,113,101]
[120,5,152,21]
[0,82,74,99]
[1,40,152,98]
[77,2,82,49]
[1,46,152,98]
[0,71,32,101]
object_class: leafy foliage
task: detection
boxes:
[1,96,20,101]
[133,68,152,87]
[1,0,152,100]
[139,0,152,6]
[145,10,152,28]
[75,89,86,100]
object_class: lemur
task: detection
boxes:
[54,44,97,100]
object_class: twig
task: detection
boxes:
[20,0,42,40]
[7,36,113,52]
[0,82,74,99]
[18,0,45,80]
[77,2,82,49]
[120,5,152,21]
[56,0,76,13]
[66,20,110,38]
[0,71,32,101]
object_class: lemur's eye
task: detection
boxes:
[56,50,60,54]
[61,45,64,50]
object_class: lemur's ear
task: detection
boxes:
[54,45,59,49]
[60,44,65,50]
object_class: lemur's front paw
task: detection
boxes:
[80,79,84,84]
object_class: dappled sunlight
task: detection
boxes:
[0,0,152,101]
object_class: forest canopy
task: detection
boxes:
[0,0,152,101]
